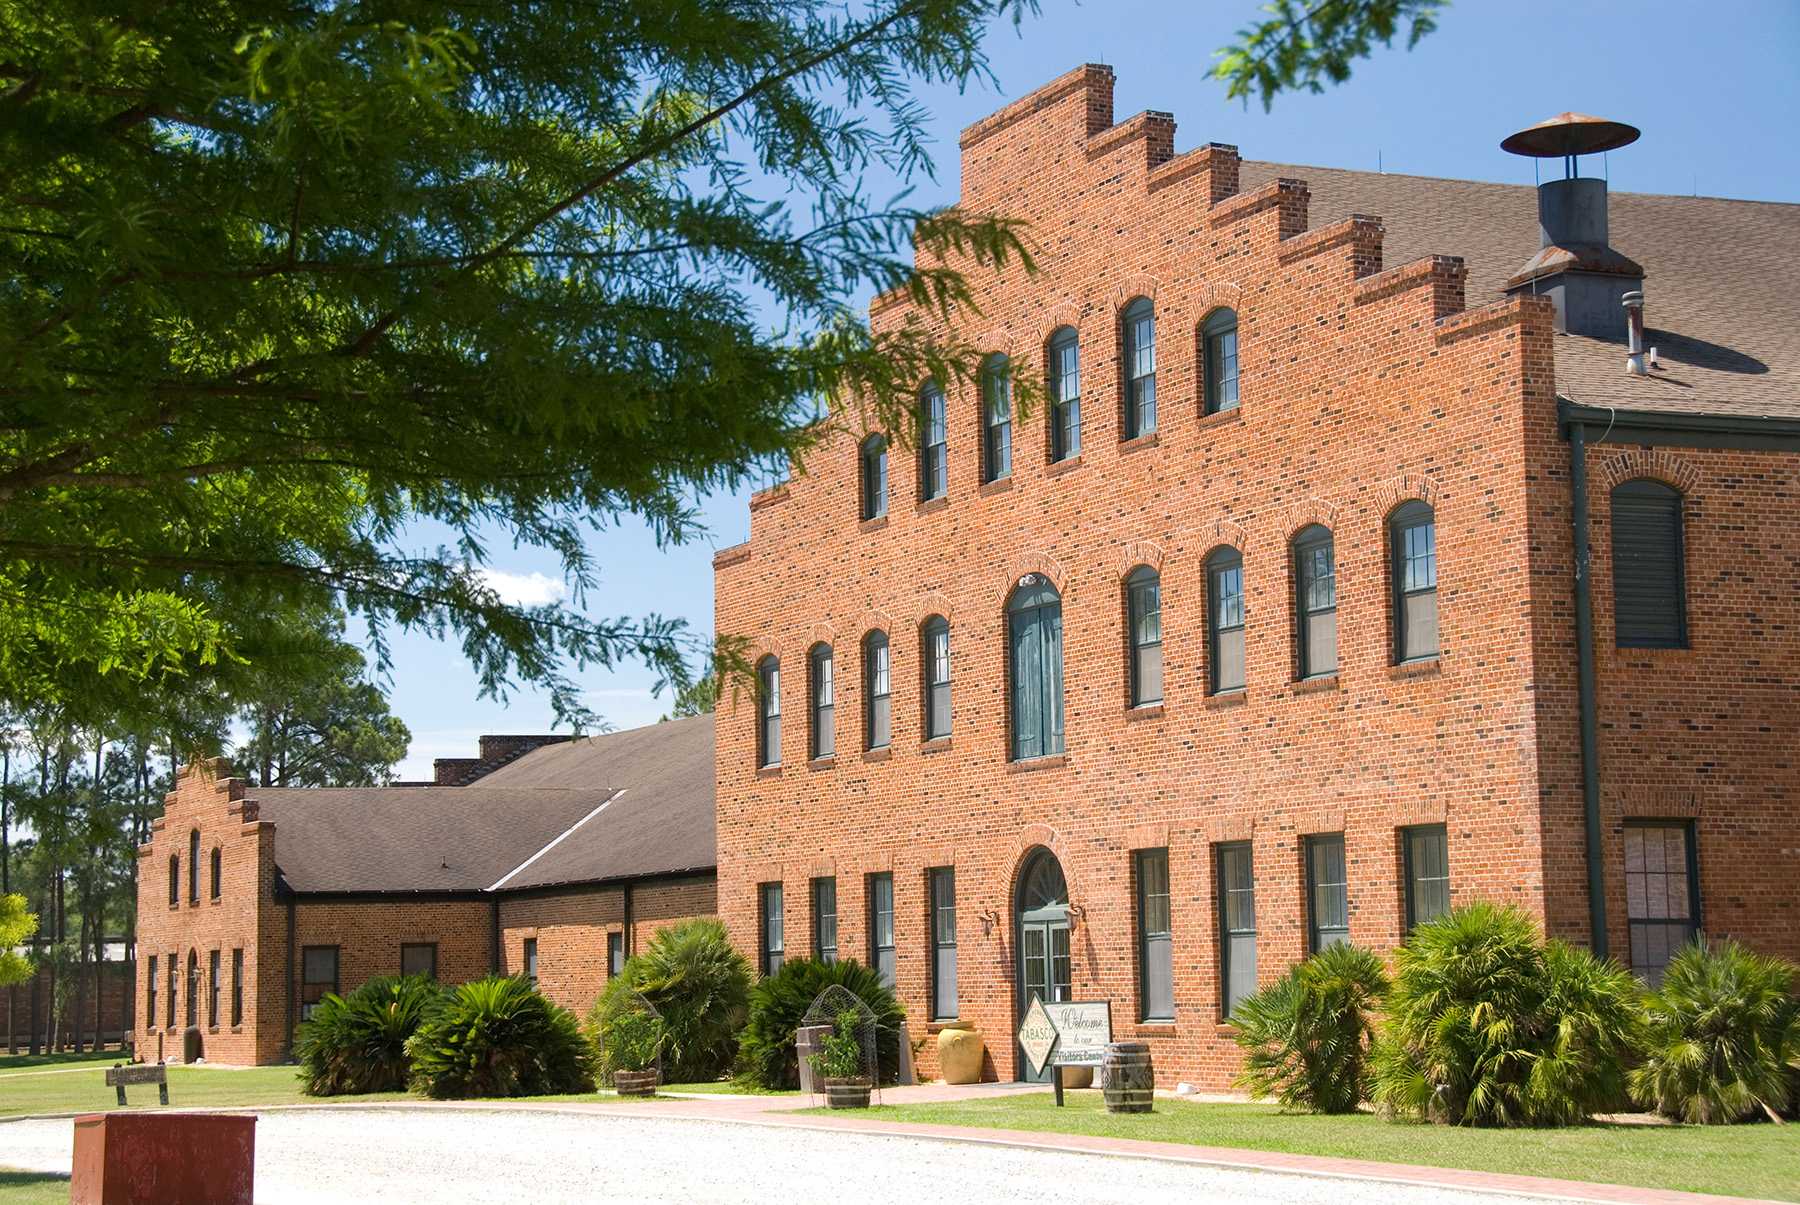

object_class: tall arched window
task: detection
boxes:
[921,616,951,740]
[859,434,888,520]
[808,644,834,760]
[1207,547,1245,694]
[168,855,179,907]
[863,630,891,750]
[187,829,200,904]
[918,383,947,502]
[1611,479,1686,648]
[1126,566,1162,707]
[1122,297,1156,438]
[1047,327,1080,462]
[210,847,222,900]
[981,354,1012,483]
[755,656,781,767]
[1008,577,1064,760]
[1293,525,1336,678]
[1202,308,1239,413]
[1390,501,1438,662]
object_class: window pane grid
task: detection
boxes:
[920,386,947,500]
[1625,824,1697,984]
[930,868,957,1019]
[1125,302,1156,437]
[813,878,838,963]
[811,646,834,760]
[760,883,784,976]
[984,359,1012,481]
[1405,826,1450,930]
[1306,835,1349,951]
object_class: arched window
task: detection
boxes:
[1047,327,1080,462]
[1202,308,1239,413]
[185,949,198,1028]
[187,829,200,904]
[1390,501,1438,662]
[981,354,1012,483]
[918,382,947,502]
[1122,297,1156,438]
[1207,547,1245,694]
[1126,566,1162,707]
[863,630,891,750]
[209,847,222,900]
[808,644,834,760]
[1293,525,1336,678]
[755,656,781,767]
[859,434,888,521]
[921,616,951,740]
[1007,577,1064,760]
[168,855,179,907]
[1611,479,1686,648]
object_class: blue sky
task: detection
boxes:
[380,0,1800,778]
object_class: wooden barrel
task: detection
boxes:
[1101,1041,1154,1113]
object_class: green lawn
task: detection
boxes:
[0,1169,70,1205]
[0,1049,126,1076]
[0,1063,409,1118]
[808,1093,1799,1202]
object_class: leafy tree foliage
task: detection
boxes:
[0,891,36,987]
[1213,0,1446,110]
[1372,903,1641,1126]
[1233,942,1388,1113]
[1630,939,1799,1124]
[665,671,720,720]
[296,974,445,1096]
[238,614,410,787]
[0,0,1036,737]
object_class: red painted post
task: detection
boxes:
[70,1113,255,1205]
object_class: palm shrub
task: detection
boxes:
[407,975,596,1099]
[1371,903,1641,1126]
[586,919,751,1084]
[295,975,443,1096]
[1233,943,1389,1113]
[1629,939,1799,1123]
[737,958,903,1090]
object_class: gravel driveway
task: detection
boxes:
[0,1107,1580,1204]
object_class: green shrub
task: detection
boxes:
[1233,943,1388,1113]
[737,958,902,1090]
[808,1009,868,1082]
[295,975,443,1096]
[1371,903,1641,1126]
[407,975,596,1099]
[601,1008,665,1075]
[1629,939,1799,1124]
[585,919,750,1083]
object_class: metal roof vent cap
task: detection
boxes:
[1501,113,1646,338]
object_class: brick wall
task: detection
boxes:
[3,961,133,1050]
[715,64,1562,1088]
[497,875,717,1020]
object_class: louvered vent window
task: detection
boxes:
[1611,480,1687,648]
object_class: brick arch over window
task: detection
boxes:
[1192,280,1244,315]
[1000,553,1070,603]
[857,609,895,637]
[807,621,837,646]
[1110,275,1160,309]
[1208,518,1248,552]
[1035,302,1085,348]
[1005,825,1086,909]
[1281,498,1340,541]
[913,590,955,626]
[1117,540,1165,577]
[1376,474,1443,514]
[1597,449,1701,495]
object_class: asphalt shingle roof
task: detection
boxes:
[1242,161,1800,420]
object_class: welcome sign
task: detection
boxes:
[1016,999,1113,1076]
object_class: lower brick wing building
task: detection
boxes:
[712,66,1799,1088]
[133,714,716,1065]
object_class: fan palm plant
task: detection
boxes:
[408,975,595,1099]
[1233,942,1389,1113]
[1629,939,1799,1123]
[588,919,751,1083]
[295,974,443,1096]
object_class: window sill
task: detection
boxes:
[1125,704,1165,721]
[977,477,1013,497]
[1007,753,1069,773]
[807,756,836,771]
[920,737,953,754]
[229,1026,243,1035]
[1132,1022,1178,1035]
[1203,690,1247,709]
[1195,405,1243,431]
[924,1020,964,1033]
[862,747,892,764]
[1291,673,1340,695]
[1119,430,1160,454]
[1214,1022,1241,1036]
[916,495,949,516]
[1045,454,1084,478]
[755,765,783,780]
[858,514,889,533]
[1388,657,1441,679]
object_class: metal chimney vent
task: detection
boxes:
[1501,113,1645,339]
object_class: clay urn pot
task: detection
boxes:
[936,1021,985,1084]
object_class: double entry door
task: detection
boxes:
[1017,916,1071,1082]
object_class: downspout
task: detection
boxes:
[489,897,501,975]
[1569,417,1610,959]
[623,883,635,957]
[283,896,297,1061]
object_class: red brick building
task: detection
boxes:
[133,716,715,1065]
[713,66,1799,1087]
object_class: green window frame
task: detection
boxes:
[1402,824,1450,931]
[812,876,838,963]
[982,354,1012,482]
[1122,297,1156,438]
[1391,502,1439,663]
[1007,577,1064,760]
[759,882,784,977]
[929,867,957,1020]
[1294,525,1337,679]
[1217,843,1256,1019]
[1611,479,1687,648]
[922,616,951,740]
[859,433,888,520]
[1136,849,1173,1021]
[1207,547,1245,694]
[863,630,891,750]
[230,948,243,1027]
[755,656,780,768]
[1305,834,1349,952]
[400,942,437,980]
[809,643,834,760]
[1202,308,1239,414]
[146,955,158,1031]
[868,872,896,988]
[1624,820,1700,985]
[1048,326,1081,461]
[1127,567,1163,707]
[918,383,947,501]
[208,949,220,1028]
